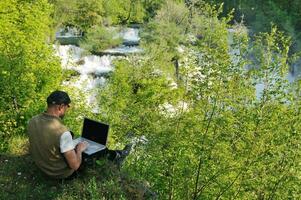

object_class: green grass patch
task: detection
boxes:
[0,136,156,200]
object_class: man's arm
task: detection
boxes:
[64,142,88,170]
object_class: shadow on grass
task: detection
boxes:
[0,153,64,199]
[0,153,157,200]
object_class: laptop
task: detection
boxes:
[73,118,109,156]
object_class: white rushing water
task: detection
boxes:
[56,27,83,38]
[120,27,140,42]
[55,27,141,112]
[55,45,113,74]
[104,45,142,54]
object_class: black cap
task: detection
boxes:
[47,90,71,106]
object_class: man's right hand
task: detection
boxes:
[65,141,89,170]
[76,141,89,152]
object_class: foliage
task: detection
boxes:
[49,0,104,32]
[50,0,150,31]
[102,0,146,25]
[141,0,165,21]
[0,0,62,151]
[79,26,123,53]
[1,0,301,199]
[142,0,189,52]
[48,0,78,28]
[97,1,301,199]
[73,0,104,31]
[207,0,301,51]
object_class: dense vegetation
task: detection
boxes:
[1,0,301,199]
[98,1,301,198]
[208,0,301,51]
[0,0,62,151]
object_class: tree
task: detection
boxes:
[96,1,301,199]
[79,25,122,53]
[102,0,146,25]
[73,0,104,31]
[0,0,62,151]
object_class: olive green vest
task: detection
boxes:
[27,113,74,179]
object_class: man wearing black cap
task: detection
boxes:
[28,90,132,179]
[28,90,89,179]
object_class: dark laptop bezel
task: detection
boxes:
[81,118,109,146]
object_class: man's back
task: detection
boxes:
[28,113,74,179]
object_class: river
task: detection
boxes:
[55,26,301,109]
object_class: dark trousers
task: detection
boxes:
[63,148,118,181]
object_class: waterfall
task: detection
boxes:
[55,27,141,113]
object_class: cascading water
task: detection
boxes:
[55,27,141,113]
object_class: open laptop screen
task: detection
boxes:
[82,118,109,145]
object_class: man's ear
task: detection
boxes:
[58,104,64,111]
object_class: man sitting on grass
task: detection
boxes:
[27,90,131,179]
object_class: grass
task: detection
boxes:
[0,136,156,200]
